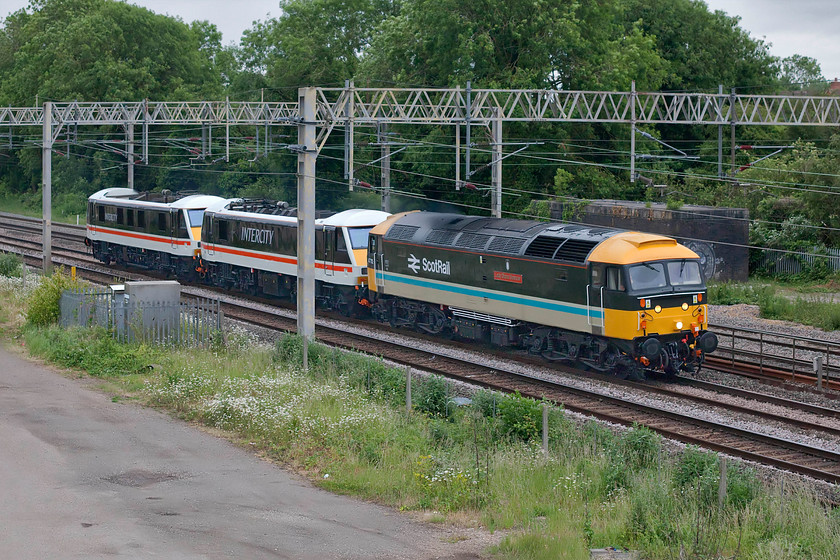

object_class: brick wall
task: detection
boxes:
[550,200,749,281]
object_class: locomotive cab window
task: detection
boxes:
[347,227,374,250]
[177,212,188,238]
[97,205,105,222]
[606,267,625,291]
[590,265,604,287]
[628,262,667,291]
[667,260,703,287]
[187,209,205,228]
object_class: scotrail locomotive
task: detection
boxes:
[362,211,718,378]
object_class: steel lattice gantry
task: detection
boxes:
[6,89,840,129]
[7,87,840,339]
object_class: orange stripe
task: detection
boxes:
[204,244,353,273]
[88,225,192,246]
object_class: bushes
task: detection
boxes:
[0,252,22,277]
[26,268,80,326]
[24,325,153,377]
[674,446,759,509]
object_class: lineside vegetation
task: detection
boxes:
[2,269,839,559]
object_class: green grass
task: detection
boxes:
[0,193,85,224]
[708,280,840,330]
[3,277,840,559]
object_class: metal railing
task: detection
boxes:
[710,323,840,382]
[60,288,222,346]
[753,248,840,276]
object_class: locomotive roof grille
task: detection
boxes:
[487,236,526,254]
[425,229,458,245]
[524,236,599,262]
[524,236,565,259]
[455,232,492,250]
[555,239,599,262]
[386,224,420,241]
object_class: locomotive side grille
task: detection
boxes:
[487,236,526,254]
[554,239,598,263]
[425,229,458,245]
[524,236,565,259]
[386,225,420,241]
[455,233,492,250]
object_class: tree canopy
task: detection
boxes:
[0,0,224,104]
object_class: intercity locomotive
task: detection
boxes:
[363,211,718,378]
[85,187,226,280]
[198,198,390,314]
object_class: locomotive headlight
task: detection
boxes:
[676,321,684,330]
[681,302,689,311]
[654,305,662,313]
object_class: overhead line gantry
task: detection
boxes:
[4,85,840,340]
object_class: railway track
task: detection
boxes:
[4,212,840,483]
[4,212,837,392]
[210,299,840,484]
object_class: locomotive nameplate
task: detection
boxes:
[493,271,522,284]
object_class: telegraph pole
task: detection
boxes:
[126,124,134,191]
[42,102,52,274]
[730,88,737,176]
[718,85,724,178]
[630,80,636,183]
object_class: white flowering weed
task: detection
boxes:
[145,351,391,447]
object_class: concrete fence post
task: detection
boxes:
[542,403,549,455]
[814,356,824,390]
[405,366,412,415]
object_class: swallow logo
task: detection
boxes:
[408,254,421,274]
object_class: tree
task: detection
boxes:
[0,0,223,104]
[358,0,666,90]
[237,0,400,95]
[779,54,825,92]
[623,0,779,92]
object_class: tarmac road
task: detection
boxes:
[0,345,490,559]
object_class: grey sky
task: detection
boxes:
[704,0,840,82]
[1,0,837,86]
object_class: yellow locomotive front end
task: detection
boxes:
[587,232,718,376]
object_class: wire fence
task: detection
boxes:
[60,287,222,346]
[753,248,840,276]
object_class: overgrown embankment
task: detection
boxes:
[3,267,840,560]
